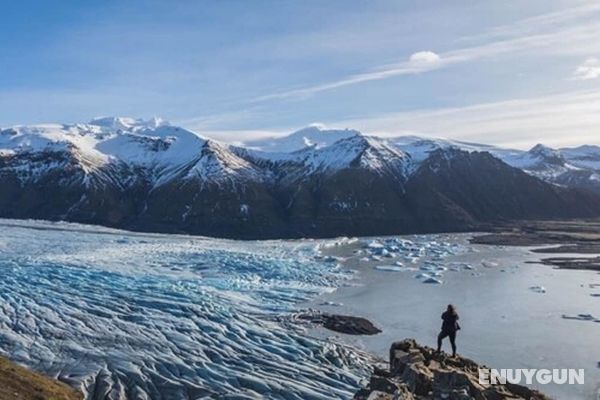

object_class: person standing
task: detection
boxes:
[437,304,460,357]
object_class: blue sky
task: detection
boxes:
[1,0,600,148]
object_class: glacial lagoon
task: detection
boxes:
[0,219,598,399]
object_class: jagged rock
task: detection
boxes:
[366,390,393,400]
[356,339,550,400]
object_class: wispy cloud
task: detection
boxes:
[573,57,600,80]
[333,89,600,149]
[250,7,600,102]
[467,2,600,40]
[252,50,448,102]
[197,129,288,146]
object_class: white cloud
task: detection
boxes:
[408,51,441,66]
[573,57,600,80]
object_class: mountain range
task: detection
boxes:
[1,117,599,239]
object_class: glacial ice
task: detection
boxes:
[0,220,370,400]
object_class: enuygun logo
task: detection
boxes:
[478,368,585,385]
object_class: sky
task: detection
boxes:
[1,0,600,149]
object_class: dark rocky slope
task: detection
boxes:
[1,145,600,239]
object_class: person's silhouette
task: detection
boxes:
[436,304,460,357]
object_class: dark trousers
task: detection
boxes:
[437,329,457,355]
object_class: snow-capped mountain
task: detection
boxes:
[2,117,200,183]
[481,143,600,192]
[364,134,600,192]
[243,126,600,192]
[1,118,599,239]
[243,125,360,152]
[561,145,600,170]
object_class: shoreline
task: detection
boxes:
[471,220,600,271]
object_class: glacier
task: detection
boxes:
[0,219,371,400]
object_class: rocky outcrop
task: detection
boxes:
[295,311,382,335]
[354,339,550,400]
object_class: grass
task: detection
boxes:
[0,357,81,400]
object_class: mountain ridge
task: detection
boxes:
[1,118,599,239]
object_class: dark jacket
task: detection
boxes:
[441,311,460,332]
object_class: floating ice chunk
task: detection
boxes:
[422,277,443,284]
[371,255,382,261]
[482,261,499,268]
[319,301,344,307]
[529,285,547,293]
[321,238,354,248]
[366,241,385,249]
[562,313,598,322]
[394,261,403,267]
[375,265,404,272]
[327,237,358,247]
[415,273,431,279]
